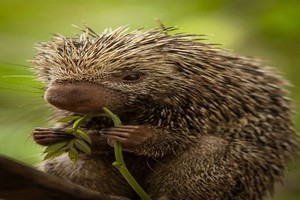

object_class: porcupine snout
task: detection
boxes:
[44,82,119,114]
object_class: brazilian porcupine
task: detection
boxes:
[32,26,297,200]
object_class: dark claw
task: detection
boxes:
[102,125,154,148]
[33,127,74,146]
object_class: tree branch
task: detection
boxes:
[0,155,104,200]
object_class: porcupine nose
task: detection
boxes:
[45,82,107,113]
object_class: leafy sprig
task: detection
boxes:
[42,107,151,200]
[43,115,92,162]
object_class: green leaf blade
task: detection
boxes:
[64,127,76,135]
[43,141,69,154]
[43,147,67,160]
[77,128,92,144]
[68,147,79,163]
[74,139,91,155]
[72,115,90,130]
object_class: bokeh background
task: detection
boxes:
[0,0,299,199]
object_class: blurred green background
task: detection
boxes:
[0,0,299,199]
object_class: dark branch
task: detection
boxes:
[0,155,105,200]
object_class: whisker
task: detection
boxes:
[1,75,35,78]
[0,96,42,99]
[0,109,50,129]
[0,80,43,88]
[0,101,45,108]
[17,104,47,110]
[17,104,48,111]
[1,103,49,115]
[0,61,30,69]
[146,158,159,174]
[151,157,164,167]
[0,105,45,112]
[0,80,43,90]
[0,87,43,94]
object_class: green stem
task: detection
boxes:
[102,107,151,200]
[72,115,91,132]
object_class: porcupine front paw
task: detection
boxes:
[100,125,154,148]
[32,127,74,146]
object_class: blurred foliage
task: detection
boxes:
[0,0,299,199]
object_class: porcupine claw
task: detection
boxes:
[33,128,74,146]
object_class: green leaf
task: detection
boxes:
[68,147,79,163]
[64,127,76,135]
[74,139,91,155]
[57,116,81,122]
[43,141,69,154]
[43,147,67,160]
[67,140,74,148]
[72,116,88,130]
[77,128,92,144]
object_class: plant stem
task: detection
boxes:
[102,107,151,200]
[72,115,90,132]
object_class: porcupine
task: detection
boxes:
[32,26,297,200]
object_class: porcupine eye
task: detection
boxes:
[122,73,141,81]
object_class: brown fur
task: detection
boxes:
[32,26,298,199]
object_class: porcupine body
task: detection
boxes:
[31,26,297,200]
